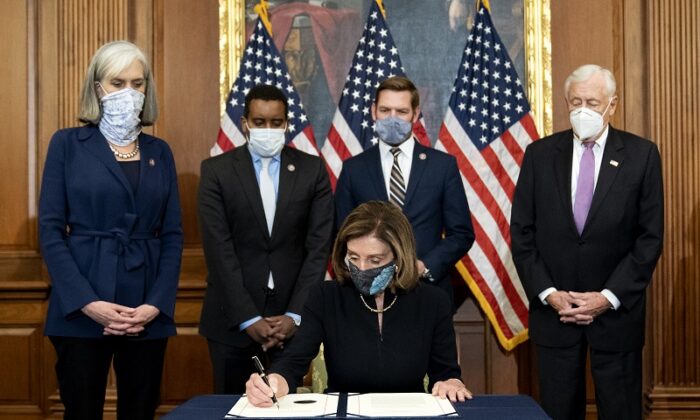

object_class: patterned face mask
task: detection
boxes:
[98,84,145,147]
[347,259,396,296]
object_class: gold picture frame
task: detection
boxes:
[219,0,552,137]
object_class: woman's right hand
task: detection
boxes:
[245,373,289,407]
[81,301,139,335]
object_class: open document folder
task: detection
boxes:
[346,393,458,417]
[226,393,338,418]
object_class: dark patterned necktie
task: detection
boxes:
[389,147,406,207]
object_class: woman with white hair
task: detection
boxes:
[39,40,183,419]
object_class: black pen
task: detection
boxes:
[252,356,280,409]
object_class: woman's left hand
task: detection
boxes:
[104,304,160,335]
[432,378,473,402]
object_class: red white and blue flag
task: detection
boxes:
[321,0,430,188]
[212,17,318,157]
[436,2,539,350]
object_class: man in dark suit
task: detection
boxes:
[198,85,333,393]
[510,64,664,419]
[335,76,474,305]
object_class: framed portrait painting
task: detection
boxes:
[219,0,551,145]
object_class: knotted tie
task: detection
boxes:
[389,147,406,207]
[573,142,595,234]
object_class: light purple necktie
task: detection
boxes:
[573,142,595,234]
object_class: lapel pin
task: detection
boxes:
[148,158,155,167]
[287,164,296,172]
[609,160,619,167]
[419,153,427,160]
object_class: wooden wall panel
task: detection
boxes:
[0,0,30,248]
[646,0,700,417]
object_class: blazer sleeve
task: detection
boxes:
[39,132,100,316]
[427,287,462,388]
[198,159,259,328]
[510,145,556,300]
[144,144,183,320]
[287,158,334,314]
[334,163,356,232]
[421,156,475,282]
[604,143,664,309]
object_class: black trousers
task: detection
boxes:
[50,336,168,420]
[536,340,642,420]
[207,338,292,394]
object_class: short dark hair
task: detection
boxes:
[374,76,420,110]
[243,85,289,119]
[332,201,419,292]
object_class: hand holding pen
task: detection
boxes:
[249,356,281,409]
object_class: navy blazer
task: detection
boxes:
[39,126,183,339]
[510,127,664,351]
[334,141,475,301]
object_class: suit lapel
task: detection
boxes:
[404,141,427,208]
[585,128,625,231]
[232,146,270,240]
[364,146,388,200]
[553,131,577,235]
[78,126,135,207]
[134,135,156,206]
[273,148,298,238]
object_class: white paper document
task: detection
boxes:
[226,393,339,418]
[346,393,458,417]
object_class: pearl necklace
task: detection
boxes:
[360,294,398,313]
[109,141,140,159]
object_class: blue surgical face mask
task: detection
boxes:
[375,116,413,146]
[347,260,396,296]
[98,84,145,147]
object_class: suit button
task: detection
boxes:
[578,240,585,245]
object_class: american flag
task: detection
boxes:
[436,3,539,350]
[321,0,430,188]
[212,18,319,157]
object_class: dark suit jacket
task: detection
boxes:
[198,145,333,347]
[39,126,183,339]
[510,127,664,351]
[334,141,475,301]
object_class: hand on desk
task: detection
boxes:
[432,378,473,402]
[246,373,290,407]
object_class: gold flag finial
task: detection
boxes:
[254,0,273,35]
[478,0,491,12]
[376,0,386,18]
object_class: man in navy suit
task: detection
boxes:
[510,64,664,419]
[335,76,474,305]
[199,85,333,393]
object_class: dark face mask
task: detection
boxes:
[347,260,396,296]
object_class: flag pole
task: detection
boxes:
[477,0,491,12]
[375,0,386,18]
[254,0,273,35]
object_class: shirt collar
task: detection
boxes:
[378,136,416,158]
[573,125,610,150]
[247,144,281,164]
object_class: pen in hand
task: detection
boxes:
[252,356,280,409]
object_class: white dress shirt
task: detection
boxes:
[378,138,415,198]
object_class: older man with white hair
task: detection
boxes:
[510,64,664,419]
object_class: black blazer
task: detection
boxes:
[510,127,664,351]
[334,141,475,302]
[198,145,333,346]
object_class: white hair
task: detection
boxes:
[564,64,616,97]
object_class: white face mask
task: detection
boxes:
[569,98,612,140]
[98,84,145,147]
[245,121,287,157]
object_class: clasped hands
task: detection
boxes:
[246,316,297,351]
[81,301,160,335]
[546,291,611,325]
